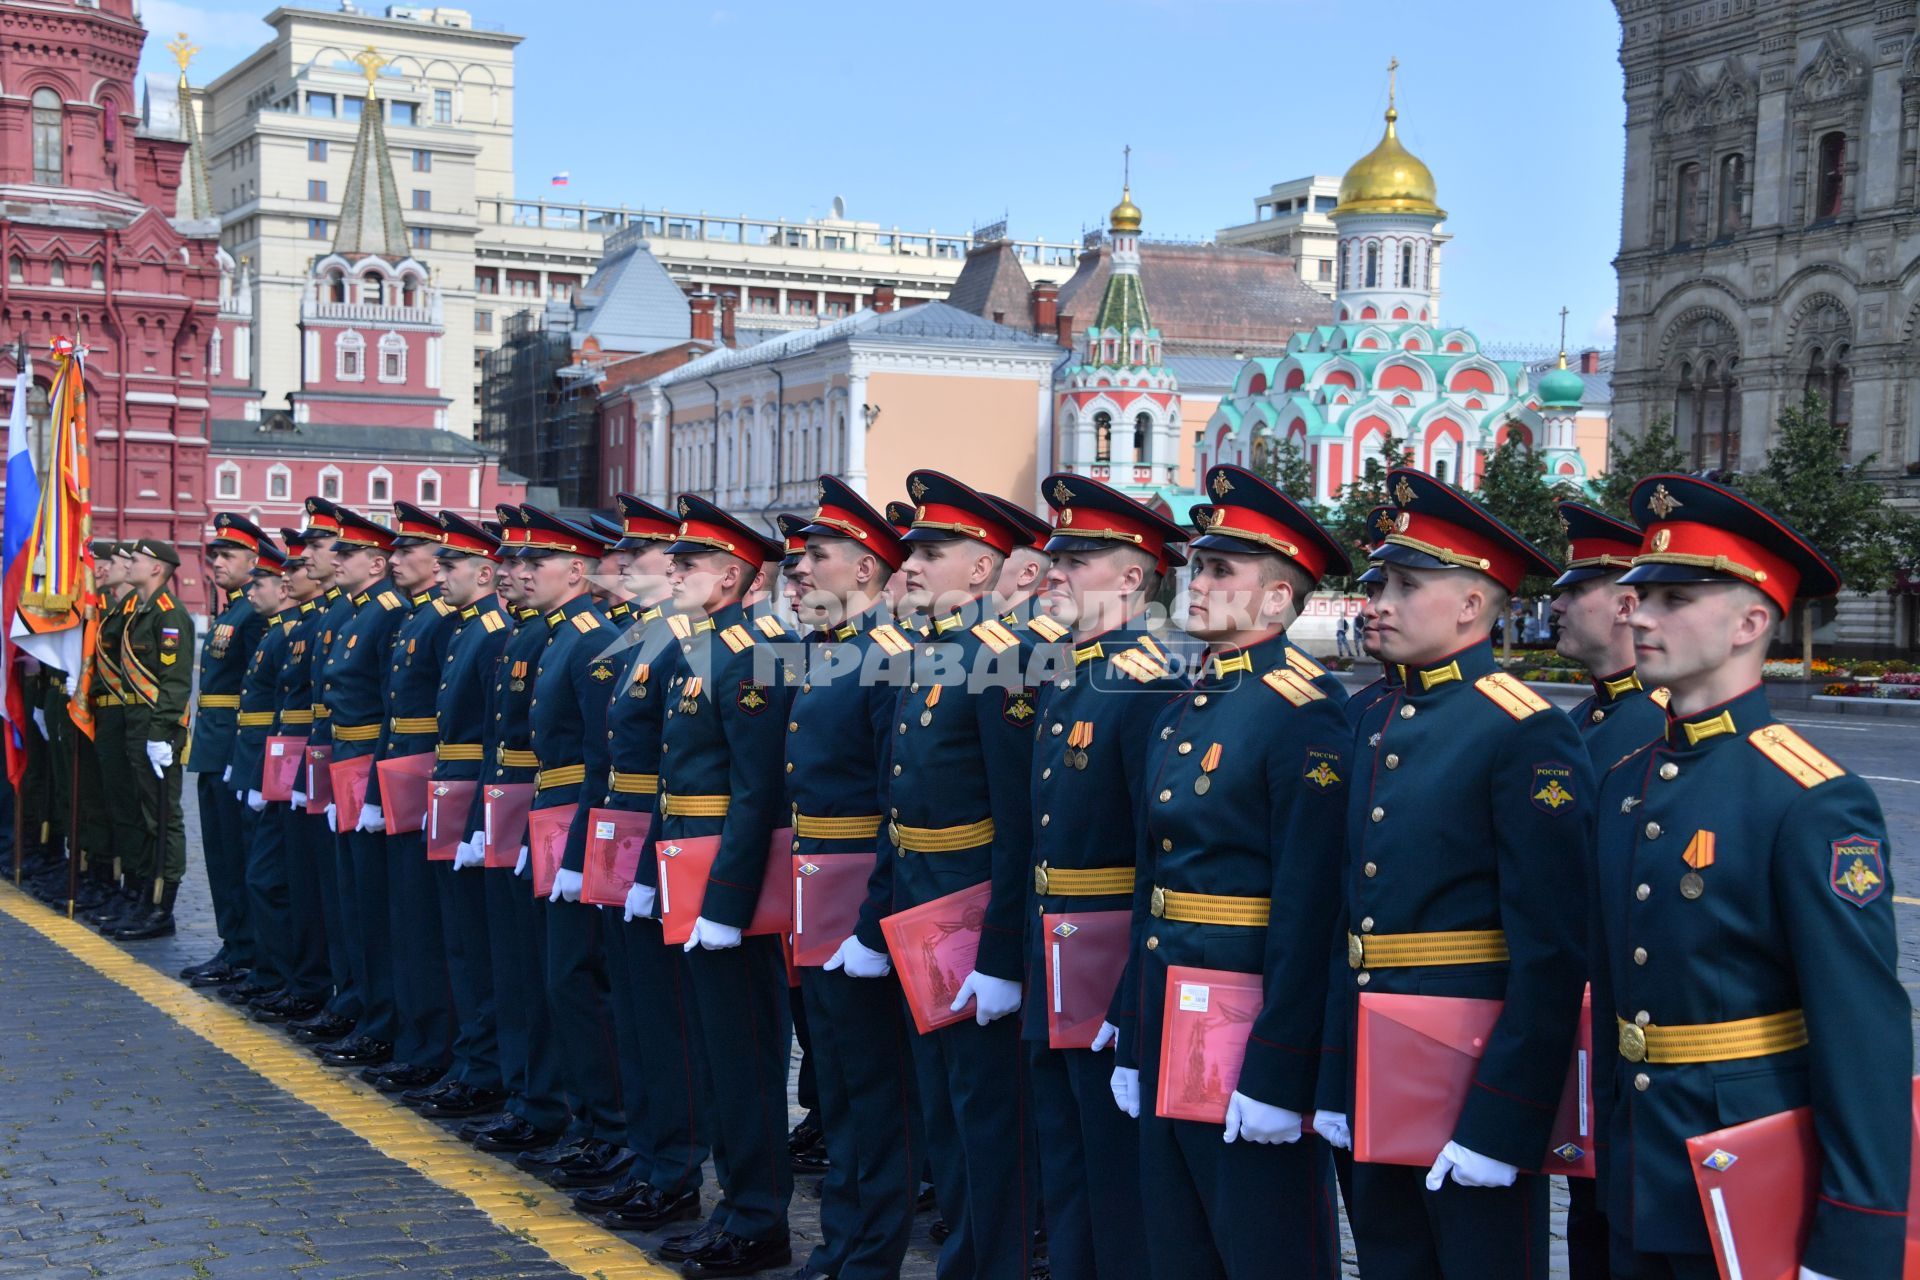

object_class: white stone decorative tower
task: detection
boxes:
[1330,60,1446,325]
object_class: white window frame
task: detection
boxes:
[266,464,291,501]
[377,331,407,384]
[368,467,393,505]
[215,462,241,500]
[319,465,343,502]
[417,469,441,506]
[335,330,366,382]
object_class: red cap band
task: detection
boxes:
[1635,520,1799,613]
[912,502,1016,556]
[1386,509,1529,591]
[1208,503,1331,582]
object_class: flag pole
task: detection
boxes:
[65,712,79,917]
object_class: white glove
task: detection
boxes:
[223,765,233,783]
[291,790,307,809]
[246,789,266,813]
[234,790,245,802]
[949,970,1022,1025]
[515,845,528,876]
[63,671,77,698]
[356,803,385,833]
[1090,1021,1119,1052]
[1426,1140,1519,1191]
[1312,1111,1351,1150]
[325,802,337,832]
[1110,1066,1140,1118]
[146,740,172,775]
[452,841,486,870]
[622,883,656,922]
[683,916,744,951]
[548,868,583,903]
[31,708,46,739]
[824,935,893,978]
[1222,1091,1302,1145]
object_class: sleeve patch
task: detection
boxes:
[591,662,615,682]
[1475,672,1550,719]
[1749,724,1845,789]
[754,615,785,638]
[869,624,912,656]
[481,612,505,633]
[1261,667,1325,706]
[720,623,755,653]
[1303,748,1344,790]
[736,679,770,715]
[1286,647,1327,679]
[1530,763,1577,814]
[1830,837,1886,907]
[972,620,1019,654]
[1028,615,1069,642]
[1002,689,1037,726]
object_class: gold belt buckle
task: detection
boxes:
[1033,864,1050,895]
[1618,1020,1648,1063]
[1148,886,1166,918]
[1347,932,1365,970]
[888,821,902,848]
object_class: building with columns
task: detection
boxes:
[1611,0,1920,651]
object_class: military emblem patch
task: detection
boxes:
[1051,921,1078,938]
[735,680,769,715]
[1002,689,1036,727]
[1552,1143,1584,1164]
[1303,749,1343,791]
[1531,763,1576,814]
[591,663,613,681]
[1700,1149,1737,1172]
[161,627,181,650]
[1829,836,1885,907]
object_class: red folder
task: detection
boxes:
[263,736,305,802]
[1044,909,1132,1050]
[328,754,373,831]
[1154,965,1264,1124]
[426,781,477,862]
[527,804,572,899]
[375,753,436,834]
[583,808,651,907]
[1686,1076,1920,1280]
[656,830,795,946]
[1353,989,1595,1177]
[304,745,334,813]
[483,782,535,869]
[791,853,873,967]
[880,881,993,1035]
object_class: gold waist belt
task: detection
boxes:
[332,723,380,743]
[279,710,314,726]
[311,704,331,719]
[536,764,586,789]
[1349,929,1509,970]
[794,813,884,840]
[236,711,274,727]
[1035,864,1136,896]
[199,694,241,709]
[94,692,127,707]
[1150,887,1269,926]
[890,816,995,853]
[498,747,539,769]
[663,793,731,817]
[610,771,660,795]
[436,743,484,762]
[1617,1010,1807,1065]
[390,716,438,735]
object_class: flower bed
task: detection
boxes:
[1820,674,1920,700]
[1764,659,1842,680]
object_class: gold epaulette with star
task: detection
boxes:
[1749,723,1845,789]
[481,611,506,633]
[1027,615,1069,642]
[433,598,455,616]
[1109,644,1169,683]
[1285,648,1327,679]
[971,619,1019,654]
[572,611,601,633]
[667,614,693,639]
[377,590,403,610]
[1475,672,1550,720]
[720,623,755,653]
[754,615,785,638]
[869,624,911,656]
[1261,667,1325,706]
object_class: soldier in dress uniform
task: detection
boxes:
[1343,505,1402,731]
[85,545,149,934]
[103,538,196,941]
[1116,465,1347,1280]
[68,538,123,912]
[882,502,917,618]
[983,494,1053,630]
[1595,475,1910,1280]
[311,510,410,1069]
[412,510,512,1121]
[1025,474,1189,1280]
[1312,467,1591,1280]
[888,471,1041,1280]
[777,476,921,1280]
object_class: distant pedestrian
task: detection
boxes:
[1336,616,1352,657]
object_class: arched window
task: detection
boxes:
[1338,250,1349,291]
[90,261,104,289]
[32,89,63,185]
[1673,163,1701,247]
[336,330,366,381]
[360,274,385,306]
[1815,131,1846,220]
[1094,411,1112,463]
[1364,244,1379,288]
[1805,344,1853,447]
[377,332,407,383]
[7,258,21,284]
[1717,154,1746,236]
[1133,412,1150,460]
[1399,243,1414,288]
[1676,357,1741,471]
[328,270,346,304]
[48,259,64,288]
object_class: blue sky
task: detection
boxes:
[141,0,1626,349]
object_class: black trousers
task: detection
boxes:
[910,1006,1032,1280]
[277,803,333,1002]
[543,897,624,1141]
[1347,1161,1551,1280]
[240,797,292,989]
[684,935,793,1242]
[196,774,252,959]
[1029,1042,1145,1280]
[386,831,451,1069]
[438,862,500,1090]
[606,912,710,1197]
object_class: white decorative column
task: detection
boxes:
[647,386,669,502]
[845,362,870,497]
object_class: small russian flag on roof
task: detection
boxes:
[550,171,570,186]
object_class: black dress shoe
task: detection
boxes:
[218,980,280,1005]
[513,1136,590,1173]
[915,1182,937,1212]
[543,1140,635,1189]
[571,1171,647,1213]
[928,1218,950,1244]
[786,1112,822,1155]
[318,1037,393,1068]
[401,1079,460,1107]
[189,965,245,991]
[252,995,325,1024]
[601,1186,702,1233]
[678,1230,792,1278]
[178,956,227,980]
[418,1085,507,1119]
[458,1112,518,1142]
[790,1142,829,1176]
[363,1063,441,1093]
[289,1012,354,1043]
[781,1268,834,1280]
[655,1221,724,1262]
[473,1117,561,1153]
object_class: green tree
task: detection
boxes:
[1592,416,1689,519]
[1254,435,1318,510]
[1328,432,1413,575]
[1474,436,1579,572]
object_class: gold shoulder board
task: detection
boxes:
[1028,615,1069,642]
[377,591,402,610]
[667,614,693,639]
[481,612,506,633]
[720,623,755,653]
[972,620,1018,654]
[869,624,911,655]
[1111,647,1169,683]
[572,612,600,633]
[433,598,454,616]
[1749,724,1845,789]
[754,615,785,638]
[1262,668,1325,706]
[1474,672,1550,719]
[1286,648,1327,679]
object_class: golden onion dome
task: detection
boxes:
[1334,105,1443,219]
[1109,185,1143,234]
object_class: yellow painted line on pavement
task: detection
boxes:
[0,883,676,1280]
[1896,895,1920,907]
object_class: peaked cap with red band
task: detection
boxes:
[664,494,772,569]
[1042,472,1189,573]
[210,512,274,556]
[301,495,342,537]
[774,513,809,564]
[1192,464,1351,585]
[390,500,447,548]
[900,470,1025,556]
[436,510,501,559]
[248,541,289,576]
[494,504,529,558]
[883,500,915,536]
[1354,504,1399,586]
[521,505,611,558]
[985,494,1053,551]
[1552,500,1642,591]
[1619,473,1839,612]
[801,475,908,570]
[586,514,625,550]
[1370,467,1557,591]
[333,508,397,553]
[613,493,678,551]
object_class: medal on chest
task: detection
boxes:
[678,676,703,715]
[1195,742,1222,795]
[920,684,941,727]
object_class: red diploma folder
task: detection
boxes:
[304,745,333,813]
[1044,909,1132,1050]
[263,736,305,802]
[375,753,436,834]
[1686,1076,1920,1280]
[791,853,873,967]
[656,829,795,946]
[426,781,477,861]
[527,805,572,899]
[1154,965,1264,1124]
[328,754,373,831]
[583,808,651,907]
[880,881,993,1035]
[483,783,535,869]
[1353,989,1595,1177]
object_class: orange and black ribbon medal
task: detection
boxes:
[1195,743,1222,795]
[1680,829,1714,899]
[920,684,941,726]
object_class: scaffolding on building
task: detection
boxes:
[479,305,602,509]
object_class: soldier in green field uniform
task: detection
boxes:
[83,544,147,930]
[66,539,126,911]
[104,537,195,941]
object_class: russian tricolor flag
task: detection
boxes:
[1,360,40,783]
[551,171,570,186]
